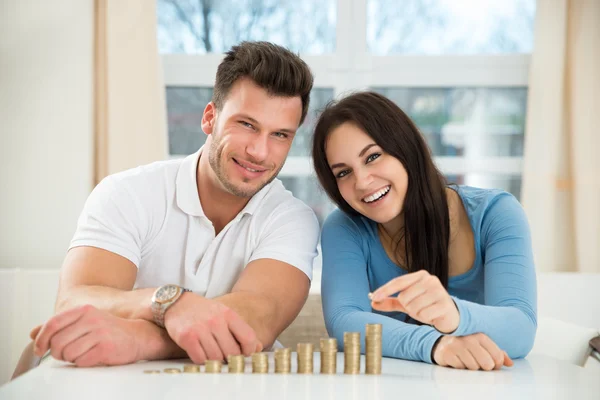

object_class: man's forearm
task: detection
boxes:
[133,319,187,361]
[216,292,282,349]
[55,285,155,321]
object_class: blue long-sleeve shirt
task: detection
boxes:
[320,185,537,364]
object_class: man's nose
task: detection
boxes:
[245,133,269,162]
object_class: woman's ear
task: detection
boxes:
[201,102,216,135]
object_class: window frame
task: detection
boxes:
[161,0,529,179]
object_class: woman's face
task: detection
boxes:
[325,122,408,224]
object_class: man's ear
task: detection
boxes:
[201,102,216,135]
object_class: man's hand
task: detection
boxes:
[370,270,460,333]
[433,333,513,371]
[164,293,262,364]
[31,305,141,367]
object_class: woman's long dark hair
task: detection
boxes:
[312,91,450,288]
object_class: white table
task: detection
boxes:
[1,352,599,400]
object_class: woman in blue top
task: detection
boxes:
[312,91,537,371]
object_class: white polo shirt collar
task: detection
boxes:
[175,148,273,219]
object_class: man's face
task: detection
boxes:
[202,78,303,198]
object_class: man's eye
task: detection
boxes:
[240,121,254,129]
[273,132,289,139]
[366,153,381,163]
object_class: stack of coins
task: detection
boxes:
[320,338,337,374]
[183,364,200,373]
[365,323,382,375]
[343,332,361,374]
[251,352,269,373]
[204,360,222,373]
[297,342,314,374]
[163,367,181,374]
[227,355,245,373]
[274,348,292,373]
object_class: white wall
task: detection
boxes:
[0,0,94,385]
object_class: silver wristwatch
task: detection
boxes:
[151,284,191,328]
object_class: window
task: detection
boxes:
[159,0,535,228]
[157,0,336,54]
[368,0,535,55]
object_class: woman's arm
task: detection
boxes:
[321,211,443,363]
[451,194,537,358]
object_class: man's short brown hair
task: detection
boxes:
[213,41,314,126]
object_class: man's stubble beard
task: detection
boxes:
[207,128,284,198]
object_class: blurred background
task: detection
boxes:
[1,0,598,384]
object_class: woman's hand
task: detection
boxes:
[369,270,459,333]
[433,333,513,371]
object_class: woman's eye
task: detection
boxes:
[336,170,349,179]
[366,153,381,163]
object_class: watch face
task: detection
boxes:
[155,285,179,303]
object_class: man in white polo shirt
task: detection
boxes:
[16,41,319,372]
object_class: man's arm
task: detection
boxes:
[54,246,153,320]
[48,245,262,365]
[216,258,310,349]
[37,246,187,361]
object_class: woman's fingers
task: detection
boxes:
[370,297,406,312]
[503,351,514,367]
[396,282,428,307]
[456,347,480,371]
[466,342,496,371]
[477,334,505,370]
[403,292,439,320]
[370,270,429,302]
[445,354,466,369]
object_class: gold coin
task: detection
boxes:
[205,360,222,373]
[143,369,161,374]
[163,368,181,374]
[183,364,201,373]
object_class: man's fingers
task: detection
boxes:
[227,312,260,356]
[199,331,224,361]
[370,271,427,301]
[29,325,42,341]
[61,332,97,363]
[183,339,207,365]
[72,345,102,368]
[211,321,242,359]
[49,321,92,361]
[34,306,88,356]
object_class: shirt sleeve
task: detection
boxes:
[321,211,443,364]
[248,202,320,280]
[450,193,537,358]
[69,176,148,267]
